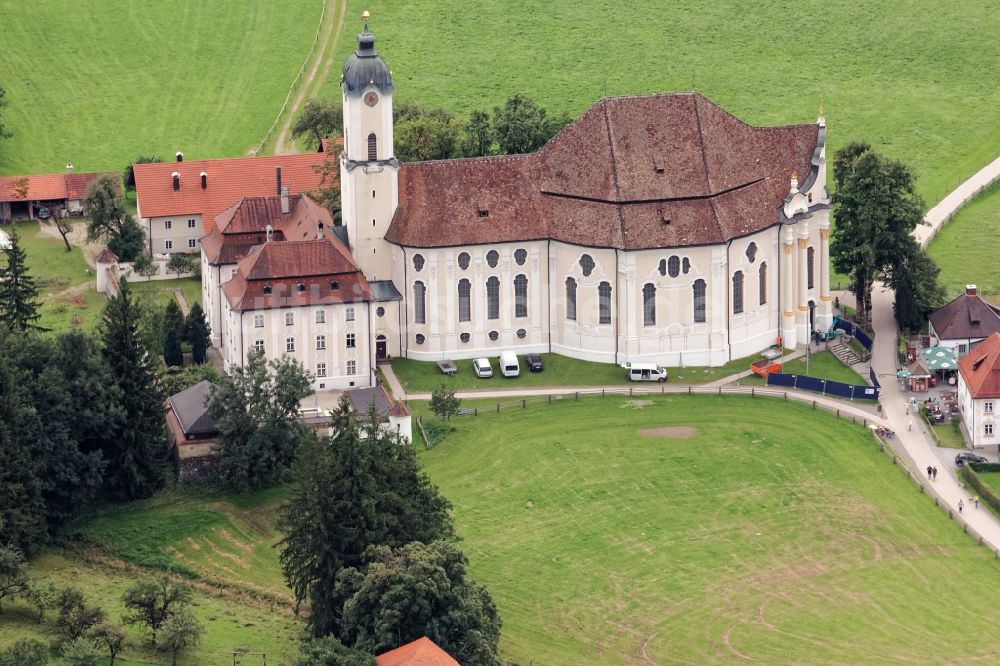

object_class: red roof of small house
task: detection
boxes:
[959,332,1000,399]
[133,151,336,233]
[929,288,1000,342]
[95,249,118,264]
[375,637,459,666]
[0,171,119,203]
[386,92,820,249]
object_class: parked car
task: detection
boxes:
[955,451,989,466]
[622,361,668,382]
[524,354,544,372]
[498,351,520,378]
[472,358,493,378]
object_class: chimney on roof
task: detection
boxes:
[265,224,274,242]
[967,284,978,296]
[200,171,207,189]
[65,162,74,174]
[280,186,290,214]
[275,166,282,196]
[171,172,180,191]
[176,151,184,163]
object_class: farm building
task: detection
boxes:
[375,636,459,666]
[957,332,1000,453]
[929,285,1000,357]
[0,168,118,221]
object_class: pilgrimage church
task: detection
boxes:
[202,14,833,391]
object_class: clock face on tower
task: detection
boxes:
[364,91,379,107]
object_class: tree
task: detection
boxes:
[279,398,454,637]
[163,300,185,367]
[0,87,11,141]
[493,93,563,155]
[56,588,106,639]
[88,621,127,666]
[133,253,159,278]
[462,109,494,157]
[889,244,946,331]
[0,353,46,552]
[308,154,342,223]
[122,576,193,647]
[135,297,167,358]
[22,578,57,623]
[0,230,43,332]
[208,350,313,491]
[292,98,343,149]
[0,544,28,612]
[831,143,926,330]
[123,155,163,192]
[166,252,193,275]
[395,115,464,162]
[430,386,461,421]
[51,207,74,252]
[83,174,143,262]
[161,362,219,396]
[158,608,203,665]
[60,637,104,666]
[100,278,169,500]
[0,639,46,666]
[296,636,375,666]
[184,302,212,365]
[337,541,501,664]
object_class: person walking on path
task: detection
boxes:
[933,466,938,480]
[959,499,965,513]
[908,418,913,432]
[927,465,933,478]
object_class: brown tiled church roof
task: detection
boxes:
[959,333,1000,399]
[386,93,819,250]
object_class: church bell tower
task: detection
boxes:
[340,10,397,281]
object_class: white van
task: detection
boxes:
[498,351,520,378]
[622,361,668,382]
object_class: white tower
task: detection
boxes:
[339,11,398,281]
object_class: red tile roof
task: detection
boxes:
[929,291,1000,342]
[959,333,1000,399]
[0,171,118,203]
[375,637,459,666]
[95,249,119,264]
[387,93,819,249]
[133,151,334,233]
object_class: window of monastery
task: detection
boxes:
[516,328,527,339]
[165,240,173,250]
[254,339,264,353]
[413,282,426,324]
[746,243,757,263]
[514,274,528,318]
[486,250,499,268]
[759,263,767,306]
[486,276,500,319]
[458,252,471,270]
[987,423,994,436]
[458,279,471,322]
[514,248,527,265]
[598,282,612,324]
[460,332,471,343]
[254,314,264,328]
[732,272,744,314]
[668,256,680,278]
[316,335,326,350]
[580,254,595,277]
[415,334,426,345]
[807,247,815,289]
[346,307,355,322]
[347,360,357,375]
[986,402,994,414]
[316,363,327,378]
[187,219,196,228]
[346,333,356,348]
[642,284,656,326]
[413,254,425,271]
[565,278,577,321]
[188,239,197,249]
[286,337,295,353]
[489,330,499,341]
[693,280,707,323]
[164,220,172,230]
[316,310,326,324]
[285,312,294,326]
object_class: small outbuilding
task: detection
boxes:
[0,169,119,221]
[166,379,219,481]
[929,285,1000,357]
[375,637,459,666]
[344,385,412,443]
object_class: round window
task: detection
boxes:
[413,254,425,271]
[376,306,385,317]
[415,334,425,345]
[516,328,527,339]
[580,254,595,277]
[488,330,499,341]
[458,252,471,270]
[486,250,499,268]
[514,248,527,265]
[460,332,470,343]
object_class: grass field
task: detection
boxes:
[927,180,1000,299]
[0,486,300,665]
[329,0,1000,203]
[419,394,1000,664]
[0,0,322,176]
[392,352,768,393]
[738,351,863,388]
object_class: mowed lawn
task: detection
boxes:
[329,0,1000,203]
[419,395,1000,664]
[0,0,321,175]
[928,180,1000,299]
[738,351,863,388]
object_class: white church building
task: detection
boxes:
[203,17,833,390]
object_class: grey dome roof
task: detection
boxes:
[341,25,393,97]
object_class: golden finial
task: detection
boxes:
[362,9,371,24]
[791,170,798,181]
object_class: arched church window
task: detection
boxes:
[668,256,680,278]
[514,274,528,318]
[580,254,595,277]
[486,250,499,268]
[457,252,471,270]
[746,242,758,263]
[759,263,768,306]
[565,278,577,321]
[807,247,815,289]
[732,272,744,315]
[458,279,471,322]
[643,284,656,326]
[693,280,706,323]
[598,281,612,325]
[413,254,425,271]
[486,276,500,320]
[514,248,527,265]
[413,281,426,324]
[367,133,377,161]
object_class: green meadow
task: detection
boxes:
[927,180,1000,300]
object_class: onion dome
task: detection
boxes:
[341,12,393,97]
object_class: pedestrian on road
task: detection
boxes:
[933,466,938,480]
[974,496,980,509]
[959,499,964,513]
[908,418,913,432]
[927,465,933,478]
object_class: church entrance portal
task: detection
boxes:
[376,334,387,360]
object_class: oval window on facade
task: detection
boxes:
[413,254,425,271]
[460,332,471,343]
[376,306,385,317]
[415,333,425,345]
[668,255,680,278]
[458,252,471,270]
[682,257,691,274]
[516,328,527,339]
[658,259,667,276]
[488,330,499,341]
[514,248,527,265]
[580,254,595,277]
[746,242,758,263]
[486,250,499,268]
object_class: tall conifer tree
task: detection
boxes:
[162,300,184,367]
[100,278,169,500]
[0,230,42,332]
[183,302,211,365]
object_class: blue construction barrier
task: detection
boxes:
[832,317,874,351]
[766,372,880,401]
[869,366,880,388]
